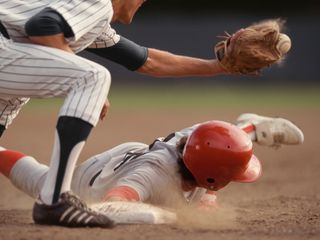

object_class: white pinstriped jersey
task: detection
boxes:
[0,0,120,52]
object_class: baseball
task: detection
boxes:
[276,33,292,55]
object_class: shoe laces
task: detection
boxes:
[64,192,96,215]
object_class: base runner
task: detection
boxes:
[0,113,303,223]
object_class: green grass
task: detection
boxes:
[24,86,320,111]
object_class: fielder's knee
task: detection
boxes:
[97,67,111,92]
[86,65,111,92]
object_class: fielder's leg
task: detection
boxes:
[40,117,92,204]
[0,41,113,227]
[33,62,113,227]
[0,148,48,198]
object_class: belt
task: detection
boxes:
[0,21,10,39]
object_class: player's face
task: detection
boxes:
[112,0,146,24]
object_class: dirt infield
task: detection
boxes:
[0,106,319,240]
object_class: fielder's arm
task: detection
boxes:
[137,48,226,77]
[197,190,219,210]
[88,36,227,78]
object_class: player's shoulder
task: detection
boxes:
[137,148,179,173]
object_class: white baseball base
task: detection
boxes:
[91,201,177,224]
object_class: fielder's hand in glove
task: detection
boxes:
[214,19,290,75]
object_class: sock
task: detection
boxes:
[0,149,25,177]
[9,155,48,198]
[40,116,93,204]
[238,122,257,142]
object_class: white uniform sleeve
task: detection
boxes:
[48,0,113,41]
[87,26,120,48]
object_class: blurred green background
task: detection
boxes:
[26,86,319,111]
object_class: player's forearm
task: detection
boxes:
[137,48,227,77]
[103,186,140,202]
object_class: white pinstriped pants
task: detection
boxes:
[0,34,111,127]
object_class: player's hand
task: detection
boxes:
[100,98,110,121]
[29,33,74,53]
[197,191,219,211]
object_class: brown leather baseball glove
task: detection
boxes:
[214,19,286,75]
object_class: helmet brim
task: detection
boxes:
[233,154,262,183]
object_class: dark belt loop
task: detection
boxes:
[0,21,10,39]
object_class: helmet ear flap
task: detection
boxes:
[178,136,189,158]
[207,178,216,184]
[207,178,215,184]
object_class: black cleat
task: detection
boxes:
[32,191,115,228]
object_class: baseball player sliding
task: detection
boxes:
[0,0,290,228]
[0,113,304,224]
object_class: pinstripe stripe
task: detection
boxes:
[70,12,109,38]
[52,0,74,14]
[73,74,88,117]
[64,80,80,117]
[63,1,102,22]
[0,78,71,94]
[80,73,99,120]
[7,5,44,16]
[0,87,65,97]
[84,70,101,121]
[77,57,109,123]
[0,78,71,86]
[0,64,90,73]
[0,70,83,79]
[7,44,77,65]
[87,69,107,123]
[70,3,111,28]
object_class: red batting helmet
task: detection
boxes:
[182,120,261,191]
